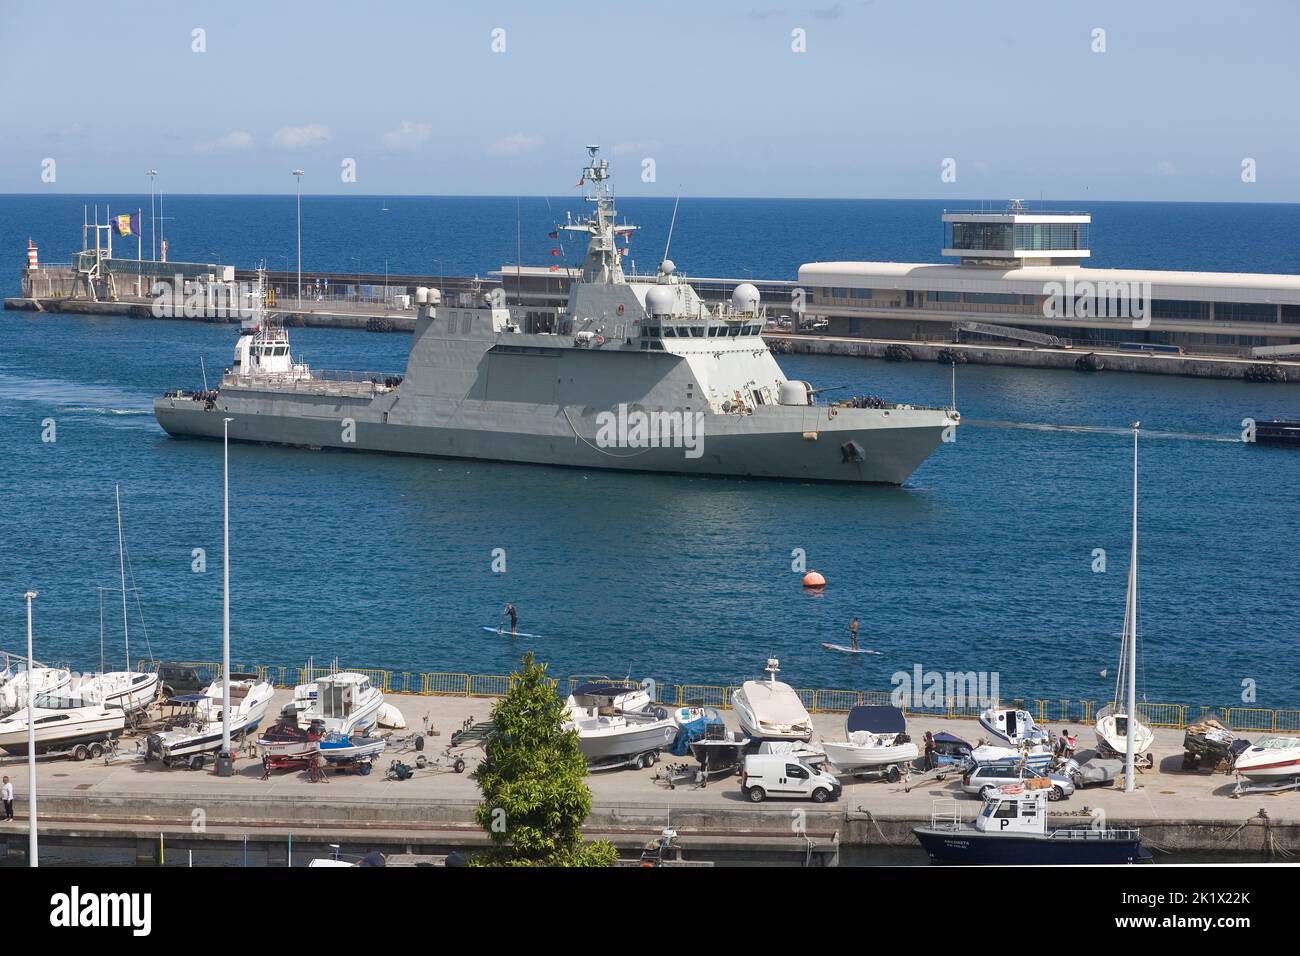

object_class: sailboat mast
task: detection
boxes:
[1124,423,1139,792]
[116,483,130,671]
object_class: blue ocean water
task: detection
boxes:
[1,195,1298,709]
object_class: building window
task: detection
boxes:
[950,222,1013,251]
[1216,302,1277,323]
[964,292,1023,305]
[930,291,960,302]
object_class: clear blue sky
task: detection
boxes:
[2,0,1297,200]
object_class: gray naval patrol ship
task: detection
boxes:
[155,146,958,483]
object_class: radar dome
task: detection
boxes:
[645,285,676,316]
[659,259,676,276]
[731,282,760,313]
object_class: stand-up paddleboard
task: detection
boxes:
[821,642,878,655]
[483,626,544,639]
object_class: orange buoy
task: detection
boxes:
[802,571,826,588]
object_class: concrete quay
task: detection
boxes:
[0,689,1295,865]
[767,333,1298,383]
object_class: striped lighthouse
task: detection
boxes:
[26,238,38,272]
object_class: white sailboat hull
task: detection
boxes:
[1094,710,1154,757]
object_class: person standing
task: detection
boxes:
[923,731,936,771]
[848,616,860,651]
[2,776,12,821]
[504,603,519,636]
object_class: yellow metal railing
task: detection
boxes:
[137,660,1300,732]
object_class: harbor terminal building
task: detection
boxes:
[797,204,1300,355]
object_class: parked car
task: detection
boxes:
[961,761,1075,801]
[155,662,259,699]
[741,754,843,803]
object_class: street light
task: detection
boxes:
[147,169,158,261]
[23,589,38,867]
[292,169,305,310]
[217,417,234,776]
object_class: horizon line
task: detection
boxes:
[0,192,1296,207]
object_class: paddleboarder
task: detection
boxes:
[504,602,519,636]
[848,616,860,651]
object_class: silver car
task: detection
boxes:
[960,761,1076,801]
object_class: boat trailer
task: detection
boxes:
[1231,774,1300,798]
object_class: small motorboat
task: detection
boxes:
[563,682,678,765]
[256,718,322,760]
[978,706,1049,747]
[1233,735,1300,782]
[821,705,919,777]
[299,672,384,735]
[914,785,1151,865]
[930,731,973,767]
[687,730,752,777]
[318,731,387,763]
[669,705,725,756]
[971,743,1053,772]
[731,659,813,742]
[147,677,275,767]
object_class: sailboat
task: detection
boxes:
[76,485,160,716]
[1094,423,1155,767]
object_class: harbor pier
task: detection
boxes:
[2,687,1295,866]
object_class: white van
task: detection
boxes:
[741,754,843,803]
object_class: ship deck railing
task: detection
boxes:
[1047,826,1141,842]
[928,799,963,829]
[221,368,403,395]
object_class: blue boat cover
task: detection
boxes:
[671,707,723,756]
[167,694,208,704]
[846,705,906,735]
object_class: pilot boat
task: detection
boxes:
[914,785,1151,865]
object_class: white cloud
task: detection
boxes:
[488,133,544,155]
[272,124,331,151]
[195,130,254,153]
[612,140,660,156]
[383,119,432,152]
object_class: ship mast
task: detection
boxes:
[560,145,637,285]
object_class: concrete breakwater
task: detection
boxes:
[1,688,1295,865]
[7,294,1297,382]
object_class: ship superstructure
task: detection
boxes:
[155,147,957,483]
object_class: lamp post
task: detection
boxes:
[147,169,158,261]
[292,169,305,309]
[216,418,235,776]
[23,590,38,866]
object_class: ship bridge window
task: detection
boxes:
[663,327,677,337]
[708,327,722,337]
[728,326,742,337]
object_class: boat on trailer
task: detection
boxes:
[146,677,275,768]
[821,705,918,779]
[731,659,813,742]
[0,693,126,757]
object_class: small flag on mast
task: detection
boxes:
[114,212,142,237]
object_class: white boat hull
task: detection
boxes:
[823,740,919,770]
[0,706,125,755]
[1094,711,1154,757]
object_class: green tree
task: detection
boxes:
[471,652,617,867]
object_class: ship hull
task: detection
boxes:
[154,392,950,485]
